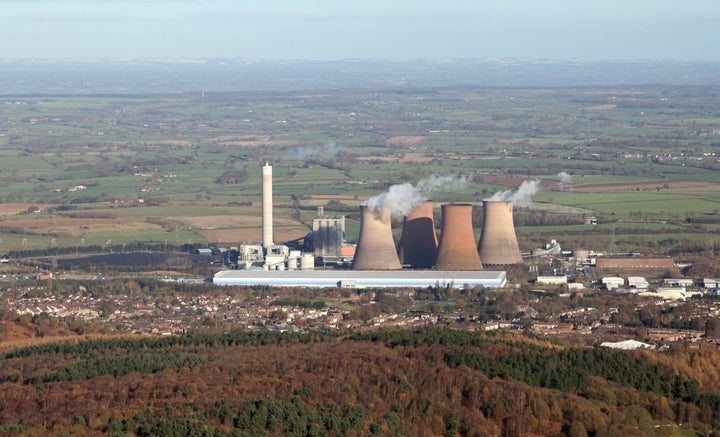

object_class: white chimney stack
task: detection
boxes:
[262,162,274,248]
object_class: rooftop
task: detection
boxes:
[213,269,507,288]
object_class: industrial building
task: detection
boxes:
[218,163,521,289]
[627,276,649,289]
[602,277,625,290]
[595,258,674,269]
[536,275,568,285]
[213,269,507,288]
[311,207,346,263]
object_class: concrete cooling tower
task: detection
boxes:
[397,201,438,269]
[352,205,402,270]
[477,200,523,266]
[435,204,483,271]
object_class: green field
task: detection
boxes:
[2,86,720,256]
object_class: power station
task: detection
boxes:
[212,163,529,288]
[311,207,345,263]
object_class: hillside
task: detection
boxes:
[1,327,720,436]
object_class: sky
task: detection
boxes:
[1,0,719,61]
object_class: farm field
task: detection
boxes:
[1,85,720,257]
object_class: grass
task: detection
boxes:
[3,86,720,255]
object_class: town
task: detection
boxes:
[4,249,720,352]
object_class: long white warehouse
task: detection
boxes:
[213,270,507,288]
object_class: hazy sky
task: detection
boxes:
[1,0,718,60]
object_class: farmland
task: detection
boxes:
[1,84,720,257]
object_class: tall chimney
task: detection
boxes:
[478,200,523,266]
[435,204,483,271]
[262,162,274,248]
[352,205,402,270]
[397,201,438,269]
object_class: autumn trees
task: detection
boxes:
[1,327,720,435]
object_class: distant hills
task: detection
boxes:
[1,58,719,94]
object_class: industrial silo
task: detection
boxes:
[435,204,483,271]
[397,201,438,269]
[352,205,402,270]
[477,200,523,266]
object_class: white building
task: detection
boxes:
[663,278,694,288]
[704,278,720,289]
[628,276,649,289]
[536,275,568,285]
[602,277,625,290]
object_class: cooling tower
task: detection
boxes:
[397,201,438,269]
[261,162,274,248]
[477,200,523,266]
[352,205,402,270]
[435,204,483,271]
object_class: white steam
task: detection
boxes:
[557,171,572,183]
[364,174,469,217]
[295,141,337,161]
[486,179,540,207]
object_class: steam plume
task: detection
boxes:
[295,141,337,161]
[557,171,572,183]
[486,179,540,207]
[364,174,469,217]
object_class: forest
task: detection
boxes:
[1,327,720,436]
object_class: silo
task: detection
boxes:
[300,254,315,270]
[352,205,402,270]
[288,257,298,270]
[397,201,438,269]
[435,204,483,271]
[477,200,523,266]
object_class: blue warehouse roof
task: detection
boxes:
[213,269,507,288]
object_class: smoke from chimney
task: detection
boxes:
[364,174,469,217]
[294,141,338,161]
[486,179,540,208]
[557,172,572,183]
